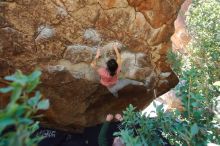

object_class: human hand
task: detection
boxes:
[115,113,123,121]
[90,62,95,68]
[95,48,101,59]
[106,114,114,122]
[113,43,118,50]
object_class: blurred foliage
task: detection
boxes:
[166,49,183,75]
[0,70,49,146]
[116,0,220,145]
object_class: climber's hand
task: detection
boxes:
[106,114,114,122]
[113,43,118,51]
[113,43,121,66]
[95,48,101,59]
[115,114,123,122]
[91,62,95,68]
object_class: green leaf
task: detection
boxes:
[13,71,28,86]
[190,123,199,136]
[156,104,164,114]
[18,118,33,125]
[29,121,40,133]
[128,104,135,111]
[11,86,22,101]
[28,70,41,81]
[4,74,16,81]
[5,103,19,116]
[26,79,40,93]
[191,102,198,107]
[0,118,15,129]
[37,99,49,110]
[27,91,41,106]
[0,86,13,93]
[25,70,41,93]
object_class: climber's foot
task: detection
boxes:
[113,92,119,98]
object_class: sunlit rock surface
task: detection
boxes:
[171,0,191,54]
[0,0,183,131]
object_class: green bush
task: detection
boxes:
[116,0,220,145]
[0,70,49,146]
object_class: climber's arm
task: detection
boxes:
[113,44,122,67]
[91,59,97,69]
[98,114,113,146]
[91,48,101,69]
[98,121,111,146]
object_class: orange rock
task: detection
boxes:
[171,0,191,54]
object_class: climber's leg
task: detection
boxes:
[122,79,144,86]
[107,86,119,97]
[107,79,144,97]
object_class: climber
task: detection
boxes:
[91,43,144,97]
[98,114,125,146]
[91,43,122,96]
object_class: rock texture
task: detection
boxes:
[171,0,191,54]
[0,0,183,131]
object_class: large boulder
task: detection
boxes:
[0,0,183,131]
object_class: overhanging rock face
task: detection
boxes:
[0,0,183,131]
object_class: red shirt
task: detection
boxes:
[97,67,121,87]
